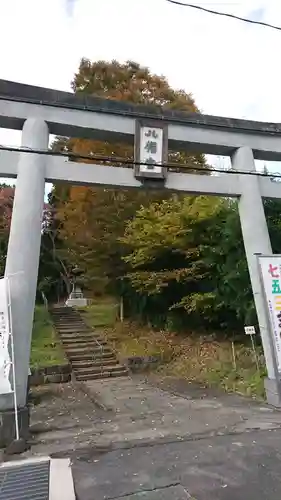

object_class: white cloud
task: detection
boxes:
[0,0,280,177]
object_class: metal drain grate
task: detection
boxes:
[0,459,50,500]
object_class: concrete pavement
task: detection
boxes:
[71,429,281,499]
[21,376,281,498]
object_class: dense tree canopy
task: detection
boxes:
[53,59,208,293]
[121,196,255,330]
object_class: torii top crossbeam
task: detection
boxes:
[1,78,281,160]
[0,79,281,200]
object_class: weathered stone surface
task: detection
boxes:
[24,377,281,458]
[50,307,128,381]
[99,485,191,499]
[0,405,29,449]
[5,437,28,455]
[1,79,281,135]
[29,364,71,387]
[71,431,281,500]
[123,355,162,372]
[18,377,281,498]
[45,374,62,384]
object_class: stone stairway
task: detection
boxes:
[50,306,128,381]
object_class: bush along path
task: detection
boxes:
[49,306,128,381]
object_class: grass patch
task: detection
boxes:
[82,301,175,361]
[80,298,118,327]
[30,306,66,368]
[158,338,266,399]
[82,299,266,399]
[106,322,176,362]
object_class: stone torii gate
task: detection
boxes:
[1,79,281,444]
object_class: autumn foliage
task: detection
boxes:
[52,59,208,292]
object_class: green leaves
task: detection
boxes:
[121,195,226,325]
[120,194,259,330]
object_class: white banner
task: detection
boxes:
[0,277,12,394]
[258,256,281,372]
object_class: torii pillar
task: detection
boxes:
[0,118,48,447]
[232,146,281,405]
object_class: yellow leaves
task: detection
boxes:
[171,293,216,313]
[52,58,212,293]
[72,58,198,111]
[126,267,203,294]
[122,195,223,272]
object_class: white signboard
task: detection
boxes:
[244,326,256,336]
[139,126,163,174]
[259,256,281,371]
[0,277,12,394]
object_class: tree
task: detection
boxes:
[0,185,67,302]
[121,195,257,331]
[121,195,229,328]
[0,185,14,275]
[121,188,281,333]
[53,59,208,294]
[37,191,73,302]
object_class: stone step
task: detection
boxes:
[73,364,125,377]
[61,337,107,345]
[52,317,82,322]
[65,348,111,361]
[54,322,89,327]
[68,351,114,361]
[57,328,92,333]
[52,311,79,315]
[50,307,128,381]
[51,313,79,318]
[62,338,106,348]
[59,332,104,339]
[53,317,81,320]
[75,369,129,381]
[71,358,117,369]
[57,328,92,334]
[56,320,83,325]
[58,329,94,336]
[63,343,106,352]
[54,320,82,323]
[53,319,88,323]
[52,308,77,312]
[52,314,83,318]
[53,318,85,322]
[64,344,112,356]
[51,306,75,311]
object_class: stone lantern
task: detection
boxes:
[65,266,88,307]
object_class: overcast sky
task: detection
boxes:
[0,0,280,175]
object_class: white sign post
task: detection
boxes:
[244,325,260,372]
[0,277,12,395]
[0,276,19,441]
[244,326,256,336]
[258,255,281,374]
